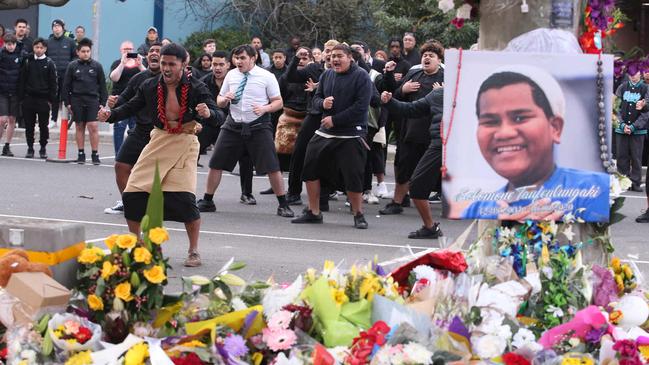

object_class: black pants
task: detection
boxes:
[409,142,442,200]
[288,113,321,196]
[51,74,65,122]
[22,96,50,148]
[616,133,645,188]
[363,127,385,192]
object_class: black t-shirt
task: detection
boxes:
[110,60,142,95]
[399,68,444,144]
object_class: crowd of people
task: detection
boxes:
[1,16,648,267]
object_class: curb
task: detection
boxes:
[13,127,115,144]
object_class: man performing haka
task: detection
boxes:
[98,43,220,267]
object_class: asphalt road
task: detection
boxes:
[1,137,648,292]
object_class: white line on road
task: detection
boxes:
[0,213,429,250]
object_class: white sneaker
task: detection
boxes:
[365,192,379,204]
[48,120,58,129]
[104,200,124,214]
[382,190,395,199]
[374,182,389,198]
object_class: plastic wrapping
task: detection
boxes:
[47,313,102,352]
[505,28,583,54]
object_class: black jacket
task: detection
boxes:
[312,63,372,136]
[18,55,58,104]
[62,59,108,105]
[46,34,76,77]
[369,58,386,74]
[108,73,221,130]
[394,68,444,144]
[0,48,22,96]
[403,49,421,66]
[199,72,228,122]
[279,68,308,112]
[115,68,160,132]
[137,38,157,56]
[284,56,324,115]
[15,36,33,57]
[387,88,443,146]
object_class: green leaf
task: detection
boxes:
[219,273,246,287]
[136,282,148,296]
[228,261,246,271]
[41,330,53,356]
[96,278,106,297]
[144,161,164,231]
[182,277,193,294]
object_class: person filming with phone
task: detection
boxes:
[109,40,145,154]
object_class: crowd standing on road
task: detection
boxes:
[2,16,649,267]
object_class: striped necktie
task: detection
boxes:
[231,72,249,104]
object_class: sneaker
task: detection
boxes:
[104,201,124,214]
[39,148,47,159]
[184,251,202,267]
[292,209,323,224]
[25,148,34,158]
[328,192,339,201]
[428,192,442,204]
[408,224,443,239]
[91,153,101,165]
[48,120,58,129]
[76,151,86,164]
[379,201,403,215]
[240,194,257,205]
[631,185,644,192]
[383,190,395,199]
[1,145,13,157]
[353,212,368,229]
[197,199,216,212]
[277,205,295,218]
[320,200,330,212]
[401,195,411,207]
[286,194,303,206]
[636,210,649,223]
[363,191,379,205]
[260,187,274,195]
[374,182,389,198]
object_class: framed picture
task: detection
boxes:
[443,49,613,222]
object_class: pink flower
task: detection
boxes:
[267,310,293,330]
[64,320,81,335]
[262,327,297,352]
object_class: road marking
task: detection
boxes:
[0,213,429,250]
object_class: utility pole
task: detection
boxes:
[91,0,100,60]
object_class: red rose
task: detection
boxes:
[171,352,204,365]
[503,352,531,365]
[74,326,93,344]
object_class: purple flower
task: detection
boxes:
[585,326,607,344]
[592,265,619,307]
[223,334,249,358]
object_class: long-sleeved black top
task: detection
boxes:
[62,58,107,105]
[0,48,21,96]
[46,34,76,77]
[115,68,160,132]
[393,68,444,144]
[18,55,58,104]
[107,73,220,130]
[284,56,324,115]
[387,88,443,146]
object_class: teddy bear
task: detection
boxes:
[0,249,53,287]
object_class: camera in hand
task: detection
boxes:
[126,52,139,59]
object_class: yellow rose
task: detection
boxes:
[116,234,138,250]
[104,234,119,250]
[133,247,152,265]
[148,227,169,245]
[124,342,149,365]
[101,261,118,280]
[115,282,134,302]
[143,265,166,284]
[78,247,104,265]
[87,294,104,311]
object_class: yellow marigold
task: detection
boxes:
[133,247,152,264]
[101,261,118,280]
[87,294,104,311]
[78,247,104,265]
[104,234,119,250]
[143,265,166,284]
[148,227,169,245]
[180,340,206,348]
[115,282,134,302]
[124,342,149,365]
[116,234,138,250]
[65,351,92,365]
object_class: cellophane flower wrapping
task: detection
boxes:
[47,313,102,352]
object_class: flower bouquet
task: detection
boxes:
[47,313,102,352]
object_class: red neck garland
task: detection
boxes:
[157,81,190,134]
[440,48,463,178]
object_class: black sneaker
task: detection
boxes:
[401,195,411,207]
[25,148,34,158]
[260,187,274,195]
[286,194,303,206]
[1,145,13,157]
[637,210,649,223]
[319,200,330,212]
[91,153,101,165]
[353,213,368,229]
[408,224,443,239]
[277,205,295,218]
[39,148,47,159]
[292,209,323,224]
[240,194,257,205]
[197,199,216,212]
[428,192,442,204]
[379,201,403,215]
[76,151,86,164]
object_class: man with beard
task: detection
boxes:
[98,43,219,267]
[199,50,256,205]
[198,44,294,218]
[380,41,444,215]
[104,42,162,215]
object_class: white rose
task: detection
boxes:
[438,0,455,13]
[456,3,472,19]
[472,334,507,359]
[511,328,536,349]
[403,343,434,364]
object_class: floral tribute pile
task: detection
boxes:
[1,174,647,365]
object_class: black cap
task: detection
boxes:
[52,19,65,28]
